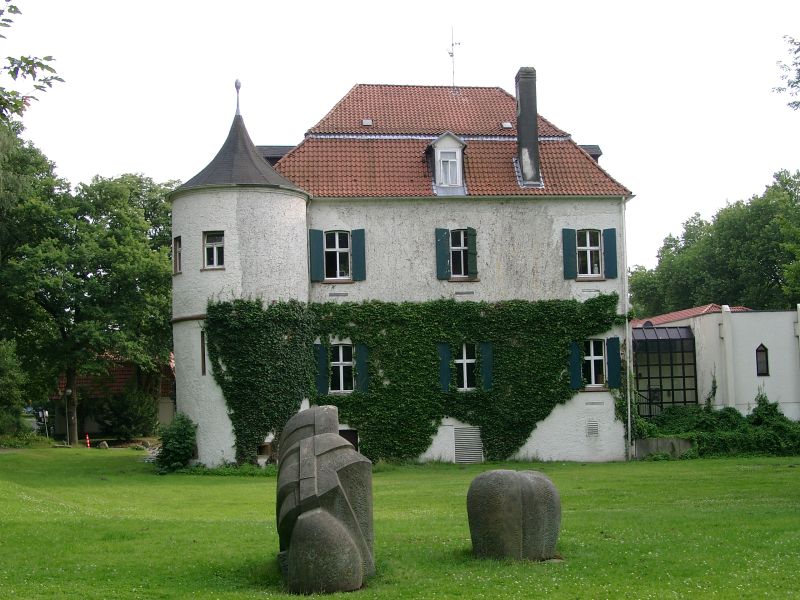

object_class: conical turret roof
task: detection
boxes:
[177,113,302,193]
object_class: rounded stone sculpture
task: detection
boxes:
[467,469,561,561]
[287,508,364,594]
[276,406,374,594]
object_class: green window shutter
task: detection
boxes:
[466,227,478,278]
[569,341,583,390]
[606,336,621,388]
[479,342,493,390]
[562,228,577,279]
[309,229,324,282]
[603,228,618,279]
[435,228,451,280]
[355,343,369,392]
[314,343,328,395]
[437,343,451,391]
[351,229,366,281]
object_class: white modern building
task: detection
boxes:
[633,304,800,420]
[170,68,633,465]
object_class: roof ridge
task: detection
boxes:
[352,82,508,91]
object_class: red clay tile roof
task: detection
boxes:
[308,84,568,137]
[276,83,630,199]
[631,304,752,327]
[278,138,629,198]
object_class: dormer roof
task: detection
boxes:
[177,114,302,194]
[430,131,466,148]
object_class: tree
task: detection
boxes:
[776,171,800,300]
[0,339,26,433]
[0,167,174,445]
[775,35,800,110]
[0,131,67,403]
[0,1,62,124]
[630,171,800,317]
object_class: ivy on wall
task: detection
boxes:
[205,294,620,463]
[205,299,315,464]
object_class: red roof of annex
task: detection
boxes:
[631,304,752,327]
[276,83,631,199]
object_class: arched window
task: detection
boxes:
[756,344,769,376]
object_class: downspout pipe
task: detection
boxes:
[621,194,633,460]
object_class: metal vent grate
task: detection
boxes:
[586,420,600,437]
[454,426,484,464]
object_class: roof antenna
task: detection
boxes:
[448,27,461,89]
[235,79,241,115]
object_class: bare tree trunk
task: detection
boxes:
[66,367,79,446]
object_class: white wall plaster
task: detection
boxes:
[174,186,630,465]
[172,320,236,466]
[657,307,800,420]
[308,197,625,310]
[514,392,626,461]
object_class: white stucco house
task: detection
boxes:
[632,304,800,421]
[170,68,634,466]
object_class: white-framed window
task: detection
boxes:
[455,343,477,390]
[431,133,465,194]
[583,339,606,386]
[330,344,354,393]
[577,229,601,277]
[324,231,350,280]
[173,236,182,274]
[203,231,224,268]
[438,150,461,186]
[436,227,477,280]
[450,229,469,277]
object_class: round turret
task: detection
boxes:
[170,86,309,465]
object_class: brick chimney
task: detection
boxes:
[515,67,541,185]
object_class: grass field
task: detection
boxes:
[1,449,799,599]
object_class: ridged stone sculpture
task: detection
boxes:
[276,405,374,594]
[467,469,561,561]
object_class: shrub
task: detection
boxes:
[0,429,45,448]
[156,414,197,473]
[0,409,24,436]
[747,390,791,427]
[94,389,158,441]
[649,392,800,457]
[651,405,747,434]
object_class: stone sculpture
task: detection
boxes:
[467,469,561,561]
[276,405,374,594]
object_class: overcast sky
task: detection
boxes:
[5,0,800,267]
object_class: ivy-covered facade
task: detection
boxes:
[170,68,633,466]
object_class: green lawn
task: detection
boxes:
[1,449,799,599]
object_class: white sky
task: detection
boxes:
[5,0,800,268]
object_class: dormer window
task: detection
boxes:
[430,132,466,196]
[438,150,461,186]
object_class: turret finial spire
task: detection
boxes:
[235,79,241,115]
